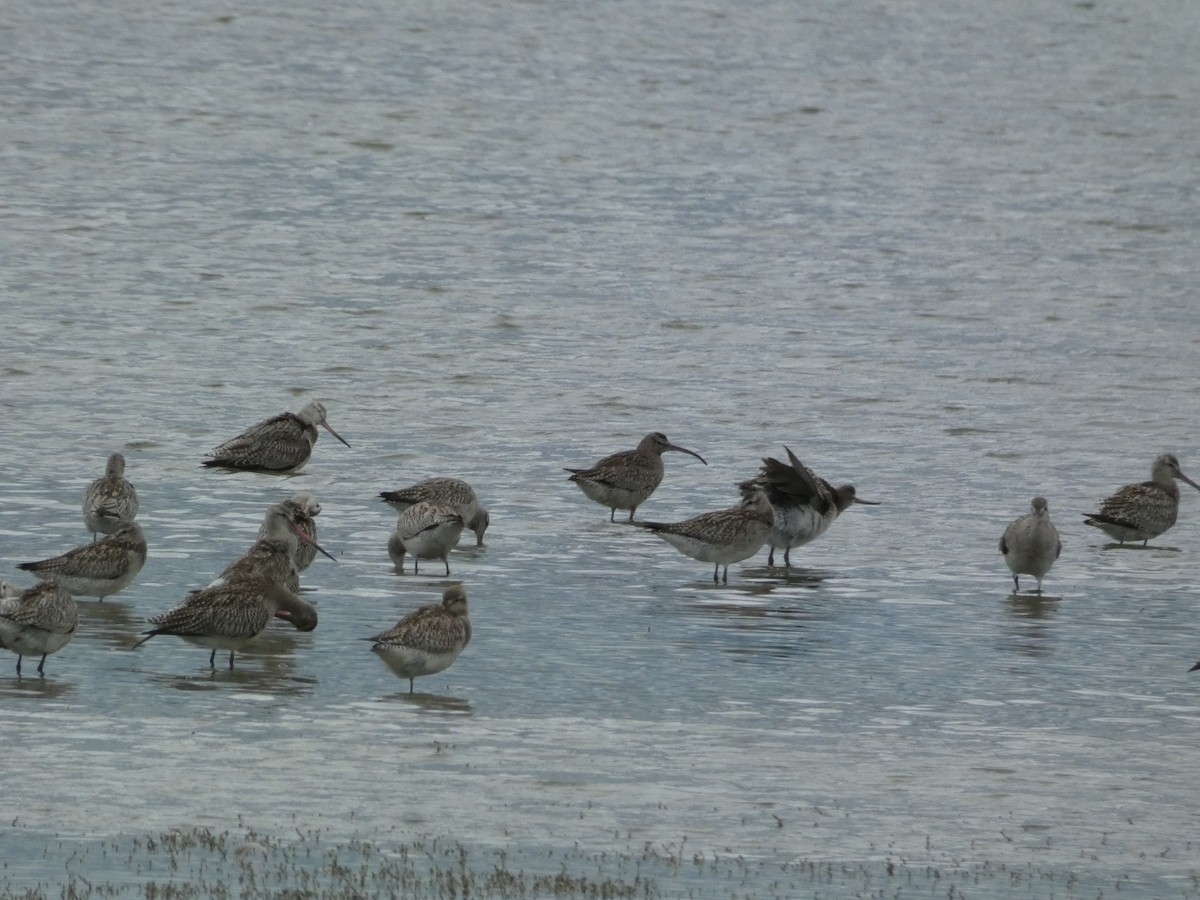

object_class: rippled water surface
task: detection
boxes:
[4,0,1200,895]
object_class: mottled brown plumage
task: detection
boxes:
[83,452,139,539]
[0,581,78,676]
[632,488,774,583]
[1084,454,1200,545]
[379,478,489,545]
[368,585,472,692]
[203,400,351,473]
[19,521,147,600]
[566,432,707,522]
[388,502,465,576]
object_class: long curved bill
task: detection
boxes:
[668,444,708,465]
[853,496,881,505]
[1179,471,1200,492]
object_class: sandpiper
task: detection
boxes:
[1083,454,1200,545]
[211,502,334,595]
[632,488,774,583]
[202,400,351,473]
[388,501,465,576]
[566,432,707,522]
[0,581,78,676]
[738,446,878,567]
[379,478,489,545]
[18,521,147,601]
[83,452,139,540]
[1000,496,1062,594]
[367,584,471,693]
[134,570,319,669]
[259,491,322,572]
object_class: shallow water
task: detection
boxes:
[3,0,1200,895]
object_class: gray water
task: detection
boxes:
[3,0,1200,895]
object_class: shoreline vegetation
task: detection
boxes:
[4,826,1195,899]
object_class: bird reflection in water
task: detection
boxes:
[1001,593,1059,658]
[384,692,473,713]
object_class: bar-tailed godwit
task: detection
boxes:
[566,432,707,522]
[388,501,465,576]
[1083,454,1200,545]
[379,478,489,545]
[258,492,322,572]
[134,566,319,669]
[631,488,774,583]
[83,452,139,540]
[0,581,78,676]
[738,446,878,567]
[211,502,334,596]
[202,400,351,473]
[367,584,471,693]
[1000,497,1062,594]
[18,521,147,601]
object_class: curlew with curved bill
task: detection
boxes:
[738,446,878,567]
[19,521,147,601]
[631,488,774,583]
[566,432,707,522]
[83,452,139,540]
[202,400,351,473]
[367,584,471,693]
[1083,454,1200,546]
[0,581,78,676]
[1000,496,1061,594]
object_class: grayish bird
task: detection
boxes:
[1000,496,1062,594]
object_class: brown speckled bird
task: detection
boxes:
[632,488,775,583]
[83,452,139,540]
[367,585,472,693]
[202,400,350,473]
[0,581,78,676]
[1084,454,1200,545]
[566,432,707,522]
[19,521,147,601]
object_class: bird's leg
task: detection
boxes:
[767,547,775,567]
[712,564,719,583]
[15,655,23,677]
[611,508,618,523]
[414,559,420,575]
[721,565,728,584]
[208,648,217,668]
[37,654,47,676]
[783,548,791,568]
[443,558,451,577]
[408,679,414,694]
[1012,574,1020,592]
[228,651,235,670]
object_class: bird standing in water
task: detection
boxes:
[1000,496,1061,594]
[1083,454,1200,545]
[566,432,706,522]
[202,400,351,472]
